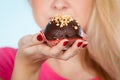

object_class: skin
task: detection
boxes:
[31,0,93,30]
[11,0,94,80]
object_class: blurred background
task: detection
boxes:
[0,0,120,48]
[0,0,40,48]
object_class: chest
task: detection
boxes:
[45,59,96,80]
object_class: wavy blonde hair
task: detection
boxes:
[84,0,120,80]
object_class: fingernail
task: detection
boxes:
[63,41,69,46]
[37,34,43,41]
[82,44,88,48]
[77,42,83,47]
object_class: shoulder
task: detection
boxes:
[0,47,17,63]
[0,47,17,54]
[0,47,17,80]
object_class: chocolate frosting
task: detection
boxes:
[44,15,84,40]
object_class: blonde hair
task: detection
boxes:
[84,0,120,80]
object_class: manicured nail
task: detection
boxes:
[77,42,83,47]
[82,44,88,48]
[63,41,69,46]
[37,34,43,41]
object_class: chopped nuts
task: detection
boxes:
[74,26,78,30]
[51,15,74,28]
[50,15,80,30]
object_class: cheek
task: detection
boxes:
[31,0,49,29]
[35,15,47,29]
[32,8,48,29]
[78,10,92,31]
[75,2,93,31]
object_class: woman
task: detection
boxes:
[0,0,120,80]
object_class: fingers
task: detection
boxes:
[28,39,69,57]
[18,31,88,61]
[56,39,88,60]
[18,32,44,48]
[46,39,69,57]
[59,40,82,60]
[32,38,88,60]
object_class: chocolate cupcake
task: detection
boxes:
[44,15,86,47]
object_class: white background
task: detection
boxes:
[0,0,40,48]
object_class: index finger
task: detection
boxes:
[18,32,45,48]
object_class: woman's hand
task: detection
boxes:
[11,31,88,80]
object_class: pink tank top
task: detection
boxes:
[0,47,100,80]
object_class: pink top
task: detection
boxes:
[0,47,100,80]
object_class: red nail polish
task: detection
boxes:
[63,41,69,46]
[82,44,88,48]
[37,34,43,41]
[77,42,82,47]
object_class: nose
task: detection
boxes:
[51,0,68,11]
